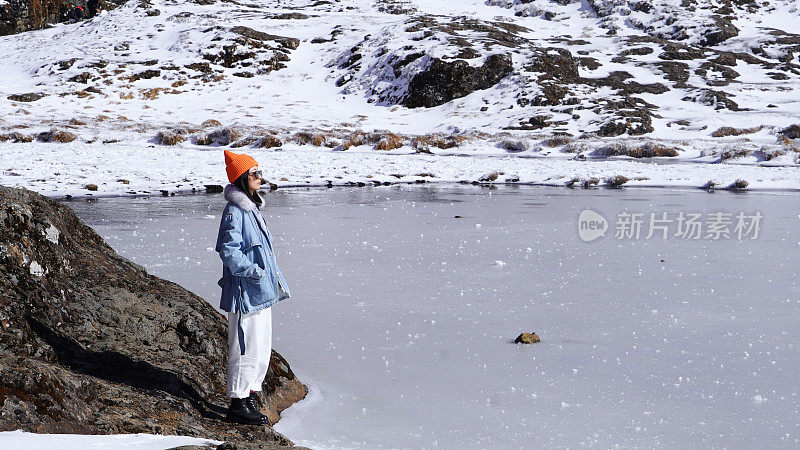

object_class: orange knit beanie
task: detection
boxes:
[224,150,258,183]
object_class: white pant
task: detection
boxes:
[227,306,272,398]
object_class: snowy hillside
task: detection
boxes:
[0,0,799,196]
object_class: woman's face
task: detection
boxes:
[247,166,262,192]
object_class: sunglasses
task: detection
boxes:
[248,170,263,179]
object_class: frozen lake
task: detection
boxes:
[68,185,800,448]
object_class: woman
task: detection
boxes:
[215,149,291,425]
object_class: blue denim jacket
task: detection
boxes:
[215,184,290,314]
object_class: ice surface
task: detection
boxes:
[69,185,800,448]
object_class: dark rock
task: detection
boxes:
[620,47,654,57]
[1,0,125,35]
[681,89,741,111]
[700,15,739,46]
[403,53,513,108]
[586,71,669,95]
[230,26,300,50]
[653,61,689,83]
[658,43,706,61]
[0,186,305,444]
[577,57,601,70]
[271,12,308,19]
[596,97,657,136]
[527,115,551,129]
[57,58,80,71]
[36,129,77,143]
[766,71,790,80]
[695,62,740,82]
[67,72,92,83]
[779,124,800,139]
[185,62,213,73]
[526,47,580,83]
[130,69,161,81]
[205,184,224,193]
[7,93,46,102]
[499,139,529,152]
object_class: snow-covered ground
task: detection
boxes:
[1,0,800,196]
[2,139,800,198]
[0,430,220,449]
[70,185,800,448]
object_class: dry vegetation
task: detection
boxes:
[155,131,186,145]
[711,126,763,138]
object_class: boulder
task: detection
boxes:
[36,129,77,143]
[0,0,124,36]
[402,53,513,108]
[7,93,46,102]
[0,186,307,446]
[779,124,800,139]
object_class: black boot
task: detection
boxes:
[227,397,269,425]
[245,392,271,426]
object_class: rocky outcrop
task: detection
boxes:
[0,0,70,36]
[0,186,307,447]
[0,0,123,36]
[402,54,513,108]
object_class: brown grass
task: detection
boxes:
[155,131,186,145]
[479,172,503,182]
[0,132,34,143]
[582,177,600,188]
[37,129,77,143]
[757,146,786,161]
[410,133,470,152]
[711,126,763,138]
[258,135,283,148]
[728,179,748,190]
[542,135,573,148]
[202,119,222,128]
[292,132,329,146]
[595,142,679,158]
[375,133,403,150]
[719,146,751,160]
[607,175,629,187]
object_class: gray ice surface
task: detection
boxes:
[69,185,800,448]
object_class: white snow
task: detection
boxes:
[0,0,798,196]
[0,430,221,449]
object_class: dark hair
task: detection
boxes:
[234,171,263,208]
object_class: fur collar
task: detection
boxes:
[224,184,262,212]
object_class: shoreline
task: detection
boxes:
[44,179,800,203]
